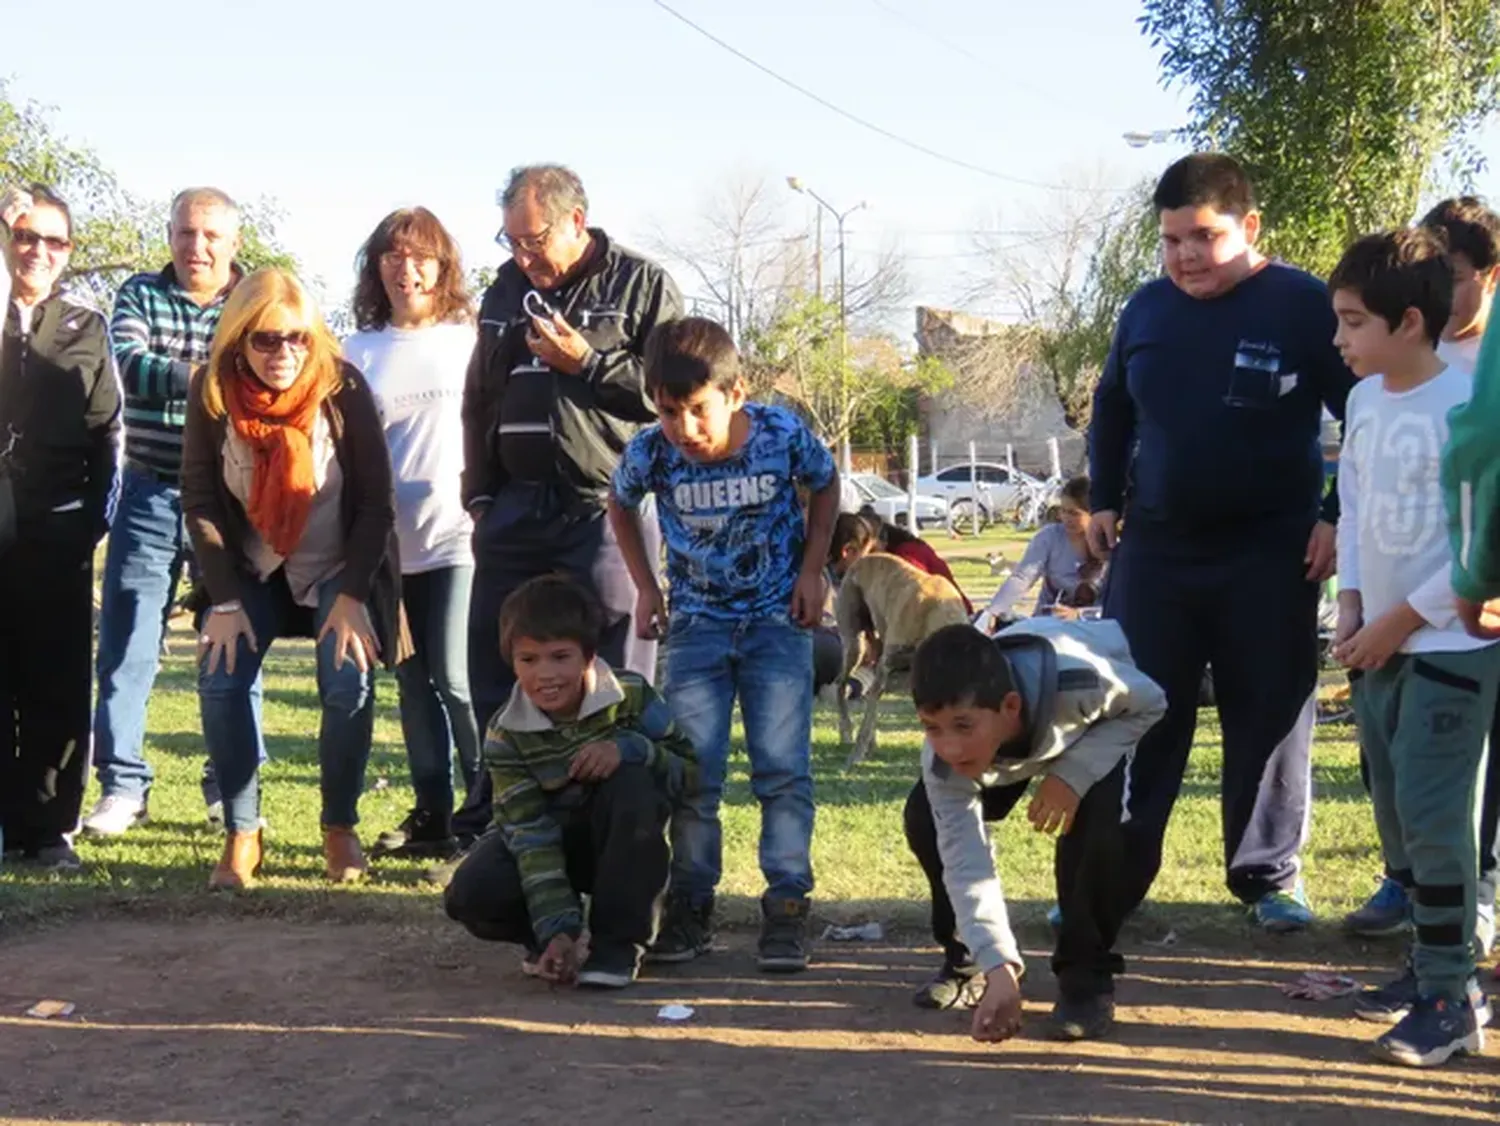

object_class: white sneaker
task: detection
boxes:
[81,794,148,837]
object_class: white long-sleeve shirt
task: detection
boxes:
[343,322,475,574]
[1337,365,1491,654]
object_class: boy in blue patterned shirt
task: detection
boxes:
[609,317,840,972]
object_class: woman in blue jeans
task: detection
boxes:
[181,267,409,890]
[345,208,481,858]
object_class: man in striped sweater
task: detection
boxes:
[82,187,265,837]
[444,575,697,989]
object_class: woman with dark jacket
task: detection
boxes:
[182,267,409,890]
[0,185,121,870]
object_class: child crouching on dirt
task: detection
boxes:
[904,619,1165,1042]
[443,575,697,989]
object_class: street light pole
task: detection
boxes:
[787,176,866,475]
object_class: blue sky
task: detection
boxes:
[8,0,1499,330]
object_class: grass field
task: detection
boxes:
[0,524,1381,943]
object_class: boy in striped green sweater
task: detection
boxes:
[444,575,697,988]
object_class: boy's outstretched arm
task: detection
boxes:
[607,494,666,639]
[793,478,840,627]
[488,730,583,950]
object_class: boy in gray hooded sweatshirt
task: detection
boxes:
[905,619,1166,1043]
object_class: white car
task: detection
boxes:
[847,472,949,528]
[915,462,1036,526]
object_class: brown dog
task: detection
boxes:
[836,553,972,766]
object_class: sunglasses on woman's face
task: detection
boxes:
[247,330,312,355]
[12,229,72,254]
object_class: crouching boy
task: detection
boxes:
[905,619,1166,1042]
[444,575,697,989]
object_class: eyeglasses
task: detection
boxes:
[12,229,72,254]
[379,249,436,268]
[247,330,312,354]
[497,223,553,255]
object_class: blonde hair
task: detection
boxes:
[201,268,343,419]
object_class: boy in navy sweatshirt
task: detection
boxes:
[1087,153,1355,933]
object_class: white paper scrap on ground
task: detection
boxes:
[657,1004,695,1022]
[821,922,884,942]
[26,1000,75,1019]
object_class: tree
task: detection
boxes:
[743,291,950,452]
[1140,0,1500,275]
[965,180,1161,430]
[0,80,296,309]
[648,173,912,342]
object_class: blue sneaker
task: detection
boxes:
[1372,994,1486,1068]
[1251,883,1313,933]
[1046,904,1063,934]
[1343,876,1411,938]
[1357,966,1492,1025]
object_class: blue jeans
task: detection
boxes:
[395,565,482,815]
[198,575,374,833]
[663,613,815,904]
[93,467,265,799]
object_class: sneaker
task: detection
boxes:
[576,944,642,990]
[1356,966,1491,1026]
[1251,883,1313,933]
[372,808,457,859]
[913,964,985,1010]
[646,894,715,964]
[1046,904,1063,935]
[31,842,83,872]
[81,793,149,837]
[1045,993,1116,1041]
[1372,994,1485,1068]
[1343,876,1411,938]
[757,894,811,973]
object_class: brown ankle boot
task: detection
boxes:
[208,830,263,891]
[323,827,367,884]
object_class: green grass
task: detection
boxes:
[0,527,1382,944]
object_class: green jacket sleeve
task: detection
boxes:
[1444,323,1500,601]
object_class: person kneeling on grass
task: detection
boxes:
[443,574,697,989]
[904,620,1165,1043]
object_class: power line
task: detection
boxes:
[651,0,1127,195]
[865,0,1110,127]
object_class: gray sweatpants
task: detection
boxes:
[1353,645,1500,999]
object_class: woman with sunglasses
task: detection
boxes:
[181,267,409,890]
[0,184,122,870]
[344,208,479,860]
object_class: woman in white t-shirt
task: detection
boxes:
[344,208,479,859]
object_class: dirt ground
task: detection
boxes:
[1,918,1497,1126]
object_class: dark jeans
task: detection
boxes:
[395,564,481,817]
[0,515,94,850]
[903,763,1129,999]
[453,483,632,842]
[1102,524,1317,906]
[443,763,670,954]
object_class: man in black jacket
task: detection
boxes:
[0,185,122,869]
[453,165,681,844]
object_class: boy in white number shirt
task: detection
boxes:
[1331,227,1499,1069]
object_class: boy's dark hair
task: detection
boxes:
[1419,196,1500,272]
[1328,228,1453,346]
[912,624,1017,712]
[644,316,742,400]
[1152,154,1256,219]
[499,574,604,663]
[1059,475,1089,509]
[829,511,877,564]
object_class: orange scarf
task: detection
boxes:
[225,365,325,557]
